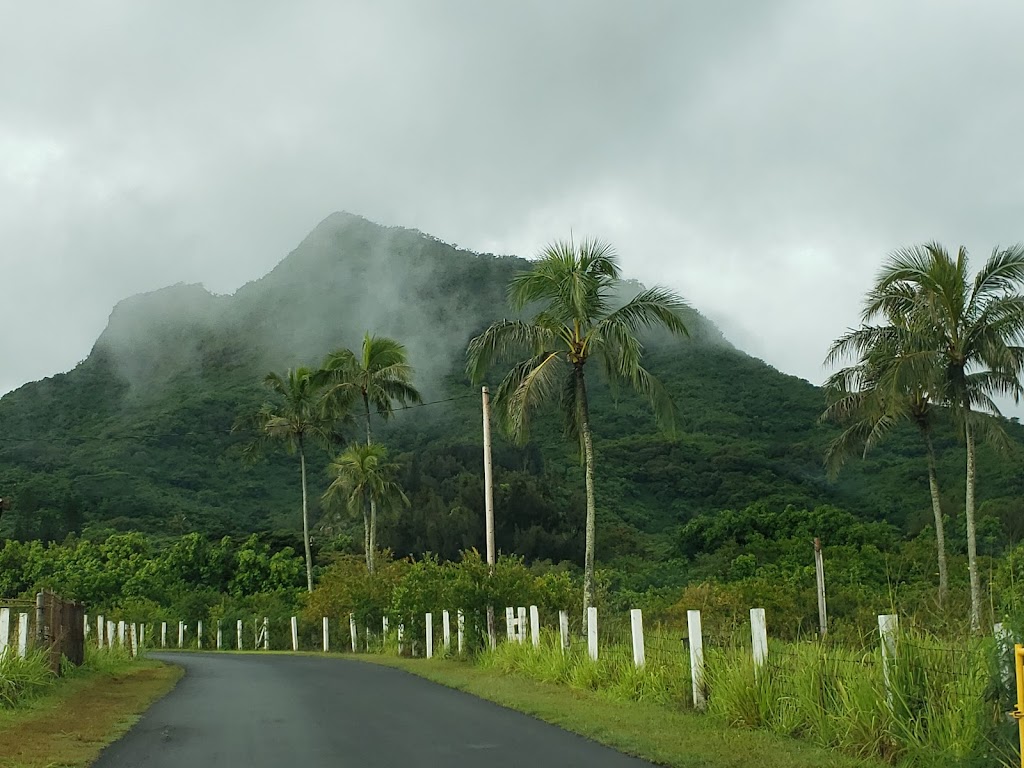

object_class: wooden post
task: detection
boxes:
[879,614,898,708]
[262,617,269,651]
[130,624,138,658]
[814,538,827,638]
[197,620,203,650]
[84,613,90,641]
[559,610,569,654]
[17,613,28,658]
[587,606,598,661]
[108,621,115,648]
[630,609,645,668]
[350,614,358,653]
[216,622,222,651]
[322,617,330,652]
[750,608,768,670]
[0,608,9,657]
[178,621,184,648]
[442,610,451,651]
[517,607,527,644]
[291,617,299,652]
[382,615,389,641]
[457,610,465,655]
[425,613,434,659]
[118,620,126,647]
[236,620,243,650]
[160,621,166,649]
[687,610,706,710]
[529,606,540,648]
[140,624,145,648]
[98,615,105,649]
[505,607,514,640]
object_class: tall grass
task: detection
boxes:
[412,624,1018,767]
[0,644,139,710]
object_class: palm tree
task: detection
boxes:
[323,442,409,573]
[822,334,950,605]
[466,238,689,622]
[318,333,421,572]
[856,243,1024,629]
[238,367,344,592]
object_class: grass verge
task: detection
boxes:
[0,659,181,768]
[359,654,885,768]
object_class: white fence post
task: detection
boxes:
[879,614,898,708]
[587,606,598,661]
[505,607,514,640]
[140,624,145,648]
[291,617,299,652]
[750,608,768,670]
[442,610,451,652]
[687,609,706,711]
[98,615,105,649]
[517,607,527,644]
[350,614,358,653]
[263,617,269,651]
[529,606,540,648]
[398,623,405,655]
[84,613,90,641]
[630,609,645,668]
[457,610,465,655]
[161,621,167,649]
[236,619,243,650]
[130,624,138,658]
[18,613,29,658]
[996,622,1013,690]
[0,608,10,657]
[216,622,222,651]
[322,617,330,652]
[197,620,203,650]
[382,615,389,641]
[178,621,184,648]
[559,610,569,654]
[118,620,126,647]
[425,613,434,659]
[108,620,115,648]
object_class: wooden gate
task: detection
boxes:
[35,591,85,674]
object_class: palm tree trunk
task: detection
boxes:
[964,414,981,632]
[299,443,314,593]
[577,367,597,630]
[364,392,376,574]
[363,495,372,572]
[921,428,949,607]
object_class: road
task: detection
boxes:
[94,653,652,767]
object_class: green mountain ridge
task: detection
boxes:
[1,212,1022,567]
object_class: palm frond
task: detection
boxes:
[494,351,564,444]
[466,320,559,383]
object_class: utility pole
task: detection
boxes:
[482,386,497,649]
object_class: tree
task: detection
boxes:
[323,442,409,573]
[318,334,421,573]
[845,243,1024,629]
[822,333,950,605]
[465,238,689,622]
[237,367,346,592]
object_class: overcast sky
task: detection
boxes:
[2,1,1023,415]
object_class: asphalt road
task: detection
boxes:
[94,653,652,767]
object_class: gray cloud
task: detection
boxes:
[1,1,1023,416]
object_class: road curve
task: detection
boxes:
[94,653,652,767]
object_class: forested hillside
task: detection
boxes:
[1,212,1022,575]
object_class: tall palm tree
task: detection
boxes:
[822,335,950,605]
[318,334,421,572]
[466,238,689,622]
[323,442,409,573]
[238,367,344,592]
[854,243,1024,629]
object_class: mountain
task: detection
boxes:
[1,212,1022,566]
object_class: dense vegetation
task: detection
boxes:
[2,213,1024,637]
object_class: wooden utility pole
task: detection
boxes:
[482,386,497,649]
[814,537,828,637]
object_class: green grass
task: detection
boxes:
[361,652,883,768]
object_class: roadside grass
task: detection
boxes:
[0,648,181,768]
[360,653,884,768]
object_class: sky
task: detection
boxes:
[2,1,1023,415]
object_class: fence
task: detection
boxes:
[1,592,87,675]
